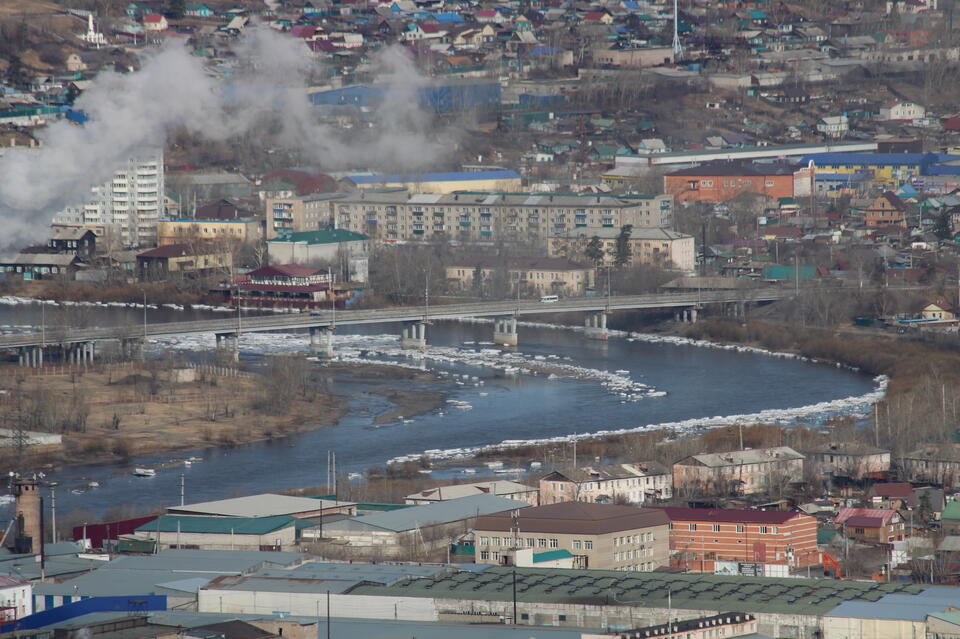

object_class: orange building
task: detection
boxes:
[663,162,796,203]
[655,506,820,572]
[864,191,907,228]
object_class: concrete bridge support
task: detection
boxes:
[584,311,609,340]
[493,317,518,347]
[215,333,240,362]
[120,338,142,361]
[309,327,335,358]
[400,322,427,351]
[19,346,44,368]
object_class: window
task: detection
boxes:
[480,550,489,560]
[492,551,500,561]
[573,540,582,550]
[526,538,535,547]
[538,538,547,548]
[550,538,559,548]
[585,540,593,550]
[736,525,744,533]
[480,536,489,546]
[689,523,697,531]
[759,526,769,534]
[492,537,501,546]
[712,524,721,532]
[521,614,529,621]
[558,615,567,622]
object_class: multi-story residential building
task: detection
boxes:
[879,101,926,121]
[539,462,672,505]
[474,502,670,571]
[265,193,339,239]
[672,447,805,497]
[331,191,673,244]
[804,442,890,481]
[547,227,695,273]
[157,218,261,247]
[52,151,165,247]
[901,444,960,488]
[654,507,820,571]
[406,480,539,506]
[341,169,521,194]
[663,162,796,203]
[445,257,594,296]
[835,507,905,544]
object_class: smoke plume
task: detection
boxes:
[0,27,455,246]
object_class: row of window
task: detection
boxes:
[479,536,594,550]
[614,532,655,545]
[614,548,654,561]
[672,523,779,534]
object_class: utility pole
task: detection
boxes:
[50,486,57,544]
[179,473,185,507]
[143,291,147,339]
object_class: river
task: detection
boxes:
[0,301,879,521]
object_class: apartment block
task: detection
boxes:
[548,227,695,273]
[673,447,805,497]
[539,462,672,505]
[655,507,820,571]
[52,151,165,247]
[265,193,339,239]
[331,190,673,244]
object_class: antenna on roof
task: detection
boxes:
[672,0,683,62]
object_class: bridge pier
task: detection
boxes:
[400,321,427,351]
[120,338,142,361]
[21,345,44,368]
[309,326,335,358]
[493,317,518,347]
[584,311,609,340]
[216,333,240,362]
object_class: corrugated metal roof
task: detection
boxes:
[346,170,520,184]
[170,494,353,518]
[137,514,295,535]
[324,494,532,533]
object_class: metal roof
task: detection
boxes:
[346,170,520,184]
[349,567,928,616]
[324,494,532,533]
[168,494,354,518]
[253,561,447,584]
[137,515,295,535]
[826,588,960,621]
[266,229,369,245]
[102,549,304,573]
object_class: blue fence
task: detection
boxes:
[2,595,167,632]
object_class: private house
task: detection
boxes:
[879,101,926,121]
[921,301,956,320]
[864,192,908,227]
[866,483,913,509]
[129,515,297,551]
[232,264,333,309]
[654,507,820,571]
[835,507,905,543]
[817,115,849,138]
[136,243,232,280]
[142,13,168,31]
[405,480,539,506]
[539,462,672,505]
[663,162,796,203]
[446,258,594,297]
[547,228,695,273]
[673,447,805,497]
[313,494,531,557]
[474,502,670,571]
[0,254,82,281]
[47,227,97,260]
[804,442,890,481]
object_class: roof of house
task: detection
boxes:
[267,229,369,245]
[843,515,887,528]
[666,161,795,177]
[324,494,532,534]
[407,480,534,502]
[137,244,219,259]
[532,549,574,563]
[653,507,804,524]
[555,227,693,241]
[806,442,889,456]
[144,13,165,22]
[136,515,296,535]
[247,264,322,278]
[168,494,353,518]
[345,169,520,185]
[50,227,96,241]
[0,253,79,266]
[941,501,960,520]
[869,483,913,499]
[676,447,804,468]
[836,507,896,525]
[476,502,669,535]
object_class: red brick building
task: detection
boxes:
[864,192,907,228]
[663,162,796,203]
[654,507,820,572]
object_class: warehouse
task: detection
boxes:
[167,494,356,519]
[130,515,297,551]
[307,79,501,113]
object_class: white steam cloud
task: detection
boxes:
[0,27,455,246]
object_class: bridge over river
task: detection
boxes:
[3,289,790,366]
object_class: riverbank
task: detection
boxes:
[4,359,448,474]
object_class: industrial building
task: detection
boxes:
[167,494,356,520]
[265,229,370,280]
[308,80,501,113]
[341,170,522,194]
[406,480,539,506]
[474,502,670,571]
[129,515,298,551]
[331,190,673,244]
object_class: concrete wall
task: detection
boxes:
[133,526,295,550]
[823,615,924,639]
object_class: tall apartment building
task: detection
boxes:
[52,151,164,248]
[330,190,673,243]
[265,193,339,239]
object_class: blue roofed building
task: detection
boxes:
[308,79,500,113]
[341,169,521,193]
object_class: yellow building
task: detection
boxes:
[446,257,594,296]
[136,243,232,280]
[157,218,261,247]
[799,153,934,186]
[548,227,695,273]
[342,170,521,195]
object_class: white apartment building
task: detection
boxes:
[330,190,673,244]
[52,151,165,248]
